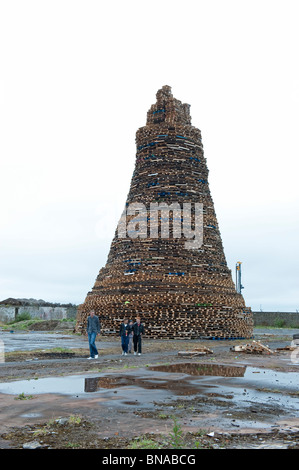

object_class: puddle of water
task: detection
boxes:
[0,363,298,408]
[0,375,86,395]
[243,367,299,391]
[20,412,43,418]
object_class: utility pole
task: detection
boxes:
[236,261,244,294]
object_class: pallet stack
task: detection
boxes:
[75,86,253,339]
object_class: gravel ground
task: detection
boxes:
[0,325,298,449]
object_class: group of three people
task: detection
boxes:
[86,310,145,359]
[119,317,144,356]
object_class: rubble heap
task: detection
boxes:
[75,86,253,339]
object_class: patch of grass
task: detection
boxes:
[255,324,294,329]
[122,364,138,370]
[15,392,34,400]
[129,437,161,449]
[68,415,82,425]
[48,347,72,353]
[47,419,56,426]
[274,319,286,328]
[3,319,44,330]
[193,428,207,438]
[194,441,202,449]
[158,413,168,420]
[13,312,32,323]
[5,347,88,362]
[3,318,75,331]
[65,442,80,448]
[33,428,49,437]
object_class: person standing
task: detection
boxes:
[119,318,130,356]
[87,310,101,359]
[133,316,144,356]
[128,320,134,353]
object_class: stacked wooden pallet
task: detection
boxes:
[75,86,253,339]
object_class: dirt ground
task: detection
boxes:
[0,324,299,450]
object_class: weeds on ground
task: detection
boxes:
[158,413,168,420]
[65,442,80,448]
[168,417,184,449]
[15,392,34,400]
[128,417,186,450]
[3,319,43,330]
[33,428,49,437]
[68,415,82,425]
[130,438,161,449]
[8,312,32,323]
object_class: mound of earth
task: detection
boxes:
[28,320,60,331]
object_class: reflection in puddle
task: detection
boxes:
[84,363,246,394]
[149,363,246,377]
[84,374,204,395]
[84,376,122,392]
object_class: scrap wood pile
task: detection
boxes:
[75,86,253,339]
[232,340,274,355]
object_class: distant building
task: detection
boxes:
[0,298,77,323]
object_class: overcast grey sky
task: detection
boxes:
[0,0,298,311]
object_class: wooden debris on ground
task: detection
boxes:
[232,340,274,354]
[276,345,297,351]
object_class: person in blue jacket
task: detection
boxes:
[86,310,101,359]
[119,318,130,356]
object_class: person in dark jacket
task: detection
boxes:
[119,318,130,356]
[133,317,145,355]
[86,310,101,359]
